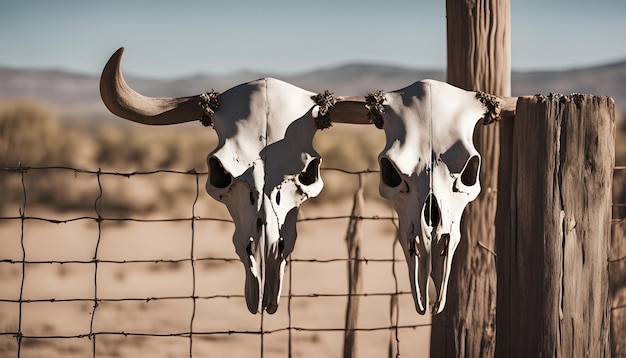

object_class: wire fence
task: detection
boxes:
[0,165,625,357]
[0,166,430,357]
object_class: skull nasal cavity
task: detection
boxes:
[424,194,441,227]
[246,239,255,257]
[209,157,232,189]
[461,155,480,186]
[380,158,402,187]
[299,158,320,186]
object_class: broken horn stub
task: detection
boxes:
[311,90,336,130]
[198,91,220,127]
[365,90,385,129]
[475,92,520,124]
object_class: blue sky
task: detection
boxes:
[1,0,625,79]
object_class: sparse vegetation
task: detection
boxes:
[0,101,388,215]
[1,100,624,215]
[0,101,216,214]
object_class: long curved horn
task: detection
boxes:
[100,47,205,125]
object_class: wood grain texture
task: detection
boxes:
[431,0,510,356]
[611,169,626,356]
[497,95,613,357]
[342,175,364,358]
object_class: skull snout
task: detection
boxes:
[242,194,295,315]
[431,233,451,314]
[207,151,322,315]
[263,238,287,314]
[244,237,263,314]
[411,194,457,315]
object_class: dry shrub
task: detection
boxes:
[93,122,216,171]
[5,100,619,215]
[0,100,94,167]
[0,101,97,212]
[0,101,216,215]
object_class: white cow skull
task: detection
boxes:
[372,79,488,315]
[99,48,362,314]
[204,78,324,314]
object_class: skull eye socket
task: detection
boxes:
[460,155,480,186]
[380,158,402,187]
[208,157,232,189]
[299,158,321,186]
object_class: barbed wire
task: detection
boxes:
[0,165,407,358]
[0,322,434,340]
[1,165,625,357]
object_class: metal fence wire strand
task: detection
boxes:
[1,165,625,357]
[89,169,104,356]
[388,210,401,358]
[16,166,26,358]
[189,170,199,358]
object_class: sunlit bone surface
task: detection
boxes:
[99,48,341,314]
[205,78,324,314]
[375,79,485,315]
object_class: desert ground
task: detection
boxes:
[0,167,433,358]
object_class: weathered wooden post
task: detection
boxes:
[496,94,614,356]
[610,167,626,356]
[343,174,364,358]
[431,0,510,356]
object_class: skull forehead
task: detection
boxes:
[381,80,483,175]
[210,78,319,179]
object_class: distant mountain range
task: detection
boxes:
[1,60,624,123]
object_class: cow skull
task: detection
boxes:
[99,48,361,314]
[204,78,324,314]
[373,79,488,315]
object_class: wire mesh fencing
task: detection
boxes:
[0,165,624,357]
[0,166,432,358]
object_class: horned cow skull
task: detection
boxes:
[204,78,324,314]
[99,48,364,314]
[374,80,486,315]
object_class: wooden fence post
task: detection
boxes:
[496,94,613,356]
[610,167,626,356]
[431,0,510,356]
[343,174,364,358]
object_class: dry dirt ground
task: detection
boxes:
[0,174,432,358]
[2,167,624,357]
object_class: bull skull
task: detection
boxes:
[204,78,324,314]
[99,48,362,314]
[373,80,489,315]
